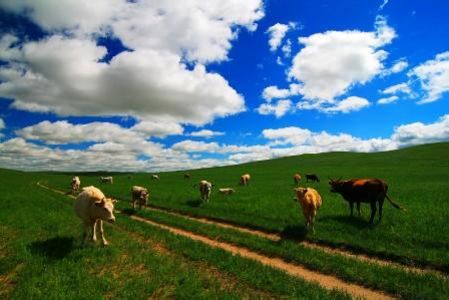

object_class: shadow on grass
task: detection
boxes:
[320,215,374,229]
[185,199,203,208]
[121,208,137,215]
[280,225,308,241]
[30,236,75,260]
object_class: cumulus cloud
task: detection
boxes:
[392,114,449,146]
[288,16,396,104]
[377,95,399,104]
[256,99,293,118]
[323,96,371,113]
[188,130,225,138]
[266,23,290,52]
[0,0,264,126]
[381,82,412,95]
[408,51,449,104]
[0,118,4,130]
[262,84,301,101]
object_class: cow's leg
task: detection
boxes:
[356,202,361,216]
[310,211,316,233]
[378,197,385,221]
[98,220,109,246]
[369,201,377,224]
[92,220,98,242]
[349,201,354,217]
[82,222,89,245]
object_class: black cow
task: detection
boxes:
[329,178,404,224]
[306,174,320,182]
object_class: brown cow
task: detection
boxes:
[240,173,251,186]
[329,178,404,224]
[293,187,322,233]
[184,173,191,179]
[293,173,301,185]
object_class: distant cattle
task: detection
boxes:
[293,173,301,185]
[329,178,404,224]
[306,174,319,182]
[219,188,235,195]
[294,187,322,233]
[240,173,251,186]
[100,176,113,184]
[151,174,160,180]
[198,180,213,202]
[131,186,149,210]
[127,175,133,180]
[184,173,191,179]
[74,186,116,246]
[71,176,80,194]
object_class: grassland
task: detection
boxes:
[2,142,449,298]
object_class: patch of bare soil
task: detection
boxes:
[0,263,24,298]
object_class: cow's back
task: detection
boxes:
[343,179,387,202]
[74,186,104,221]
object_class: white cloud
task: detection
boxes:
[323,96,371,113]
[377,95,399,104]
[131,121,184,137]
[0,1,264,126]
[0,118,4,130]
[281,39,292,57]
[381,58,408,76]
[171,140,220,153]
[408,51,449,104]
[379,0,390,10]
[266,23,290,52]
[262,84,301,101]
[381,82,412,95]
[256,99,293,118]
[288,16,396,103]
[392,115,449,146]
[188,129,225,138]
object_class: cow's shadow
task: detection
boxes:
[185,199,203,208]
[280,225,308,242]
[121,208,136,215]
[29,236,76,260]
[320,215,374,229]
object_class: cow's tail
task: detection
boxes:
[385,194,406,211]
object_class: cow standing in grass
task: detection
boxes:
[198,180,213,203]
[294,187,322,233]
[293,173,301,186]
[100,176,113,184]
[184,173,191,179]
[132,186,149,209]
[306,174,319,182]
[71,176,80,194]
[329,178,404,224]
[74,186,116,246]
[219,188,235,195]
[240,173,251,186]
[151,174,159,180]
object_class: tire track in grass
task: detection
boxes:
[141,204,446,278]
[37,182,393,300]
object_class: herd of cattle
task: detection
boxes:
[70,172,404,245]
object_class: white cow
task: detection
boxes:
[132,186,149,209]
[71,176,80,194]
[219,188,235,195]
[151,174,160,180]
[198,180,213,202]
[100,176,113,184]
[74,186,116,246]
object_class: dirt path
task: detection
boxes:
[143,205,446,278]
[38,182,394,300]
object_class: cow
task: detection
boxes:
[293,187,322,233]
[219,188,235,195]
[100,176,113,184]
[198,180,213,202]
[74,186,116,246]
[131,186,149,209]
[329,178,404,224]
[184,173,191,179]
[240,173,251,186]
[151,174,160,180]
[293,173,301,185]
[127,175,133,180]
[71,176,81,194]
[306,174,320,182]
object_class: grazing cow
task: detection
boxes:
[74,186,116,246]
[219,188,235,195]
[71,176,81,194]
[240,173,251,186]
[131,186,149,209]
[306,174,320,182]
[293,187,322,233]
[198,180,213,202]
[127,175,133,180]
[151,174,160,180]
[329,178,404,224]
[293,173,301,185]
[184,173,191,179]
[100,176,113,184]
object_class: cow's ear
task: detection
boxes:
[111,199,117,204]
[304,188,308,193]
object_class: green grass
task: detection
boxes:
[0,169,349,299]
[46,142,449,271]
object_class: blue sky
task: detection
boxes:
[0,0,448,171]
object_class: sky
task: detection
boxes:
[0,0,448,172]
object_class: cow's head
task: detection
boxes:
[95,197,116,223]
[141,190,149,201]
[328,178,343,193]
[293,187,308,201]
